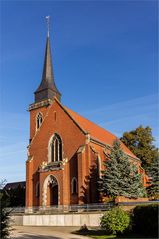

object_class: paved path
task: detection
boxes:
[11,226,90,239]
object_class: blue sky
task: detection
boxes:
[0,0,158,183]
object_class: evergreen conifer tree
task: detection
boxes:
[0,180,11,239]
[147,157,159,199]
[99,140,146,198]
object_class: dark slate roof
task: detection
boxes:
[3,181,26,190]
[34,36,61,103]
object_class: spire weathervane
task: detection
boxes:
[46,15,50,37]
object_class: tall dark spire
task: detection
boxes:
[34,17,61,103]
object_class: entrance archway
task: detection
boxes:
[49,184,58,205]
[43,175,59,206]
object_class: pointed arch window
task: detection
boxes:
[51,134,62,162]
[36,113,43,130]
[97,156,101,178]
[36,182,40,198]
[71,177,77,195]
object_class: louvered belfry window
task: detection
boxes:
[51,134,62,162]
[36,113,43,129]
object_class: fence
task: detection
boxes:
[7,200,159,214]
[8,203,114,214]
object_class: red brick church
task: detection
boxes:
[26,27,148,208]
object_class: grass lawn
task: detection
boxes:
[72,228,157,239]
[88,235,116,239]
[87,235,154,239]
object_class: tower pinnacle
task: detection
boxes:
[34,17,61,103]
[46,16,50,37]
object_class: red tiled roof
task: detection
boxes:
[65,107,137,159]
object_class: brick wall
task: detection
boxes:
[26,100,86,207]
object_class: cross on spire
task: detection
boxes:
[46,16,50,37]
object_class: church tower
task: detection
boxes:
[26,18,63,208]
[28,17,61,141]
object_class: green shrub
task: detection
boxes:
[133,204,159,237]
[100,207,130,235]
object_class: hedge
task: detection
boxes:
[133,204,158,237]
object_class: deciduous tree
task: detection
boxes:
[120,126,158,169]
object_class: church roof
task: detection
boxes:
[64,106,138,159]
[34,36,61,103]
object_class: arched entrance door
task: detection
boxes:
[49,184,58,205]
[43,175,59,206]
